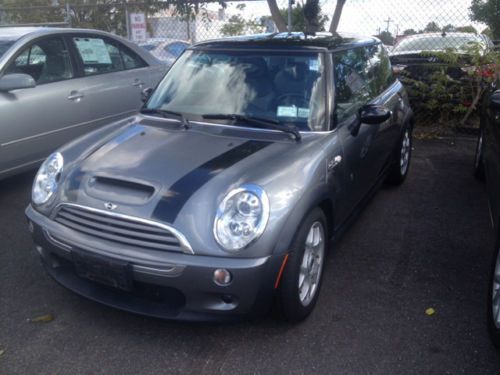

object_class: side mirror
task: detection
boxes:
[0,73,36,92]
[360,105,392,124]
[490,91,500,110]
[141,87,153,103]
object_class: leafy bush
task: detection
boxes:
[398,43,499,127]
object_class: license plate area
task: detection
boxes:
[72,249,132,291]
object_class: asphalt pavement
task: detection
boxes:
[1,138,500,374]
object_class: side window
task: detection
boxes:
[120,46,147,70]
[366,44,396,96]
[73,36,146,75]
[333,48,371,122]
[5,37,73,84]
[74,37,123,76]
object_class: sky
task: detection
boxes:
[206,0,487,36]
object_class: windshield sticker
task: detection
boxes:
[297,107,310,118]
[309,59,319,71]
[74,38,112,64]
[346,71,364,91]
[277,106,297,117]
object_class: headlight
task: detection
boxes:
[214,184,270,252]
[32,152,64,205]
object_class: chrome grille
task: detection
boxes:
[54,204,192,254]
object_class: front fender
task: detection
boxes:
[272,184,335,256]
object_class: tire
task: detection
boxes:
[277,207,327,323]
[488,238,500,348]
[386,125,412,185]
[474,129,485,181]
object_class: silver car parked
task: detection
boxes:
[26,33,414,322]
[0,27,166,179]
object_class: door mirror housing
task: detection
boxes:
[0,73,36,92]
[490,91,500,110]
[141,87,153,103]
[360,105,392,124]
[349,104,392,136]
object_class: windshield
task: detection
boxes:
[393,34,485,53]
[147,49,327,131]
[0,39,16,58]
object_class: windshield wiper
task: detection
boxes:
[140,108,189,129]
[202,114,301,141]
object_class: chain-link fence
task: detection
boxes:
[1,0,498,130]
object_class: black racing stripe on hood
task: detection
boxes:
[152,140,272,224]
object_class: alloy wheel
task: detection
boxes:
[400,129,411,176]
[298,221,325,307]
[475,131,483,170]
[493,249,500,329]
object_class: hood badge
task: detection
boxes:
[104,202,117,211]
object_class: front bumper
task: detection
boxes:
[26,205,284,321]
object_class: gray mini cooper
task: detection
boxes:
[26,32,413,322]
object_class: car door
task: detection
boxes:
[483,83,500,224]
[333,45,396,218]
[68,34,154,125]
[365,44,402,169]
[0,35,90,175]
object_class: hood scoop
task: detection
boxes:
[85,176,156,205]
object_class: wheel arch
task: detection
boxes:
[272,187,335,256]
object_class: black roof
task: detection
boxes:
[192,32,380,52]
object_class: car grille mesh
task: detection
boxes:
[54,205,185,253]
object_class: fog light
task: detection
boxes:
[213,268,232,286]
[28,220,34,234]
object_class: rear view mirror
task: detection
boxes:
[0,73,36,92]
[491,91,500,110]
[141,87,153,103]
[360,105,391,124]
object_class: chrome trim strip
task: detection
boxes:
[1,110,135,147]
[43,229,72,252]
[55,202,194,255]
[133,264,185,277]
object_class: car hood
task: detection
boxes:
[53,116,328,257]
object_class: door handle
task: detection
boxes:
[67,91,84,101]
[132,80,145,87]
[327,155,342,171]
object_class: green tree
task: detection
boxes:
[377,30,394,45]
[442,24,455,32]
[221,15,246,36]
[220,5,264,37]
[424,21,441,32]
[403,28,417,35]
[0,0,65,25]
[266,0,346,33]
[470,0,500,39]
[482,27,493,38]
[278,2,328,33]
[455,25,478,34]
[0,0,225,36]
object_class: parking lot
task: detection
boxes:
[1,138,500,374]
